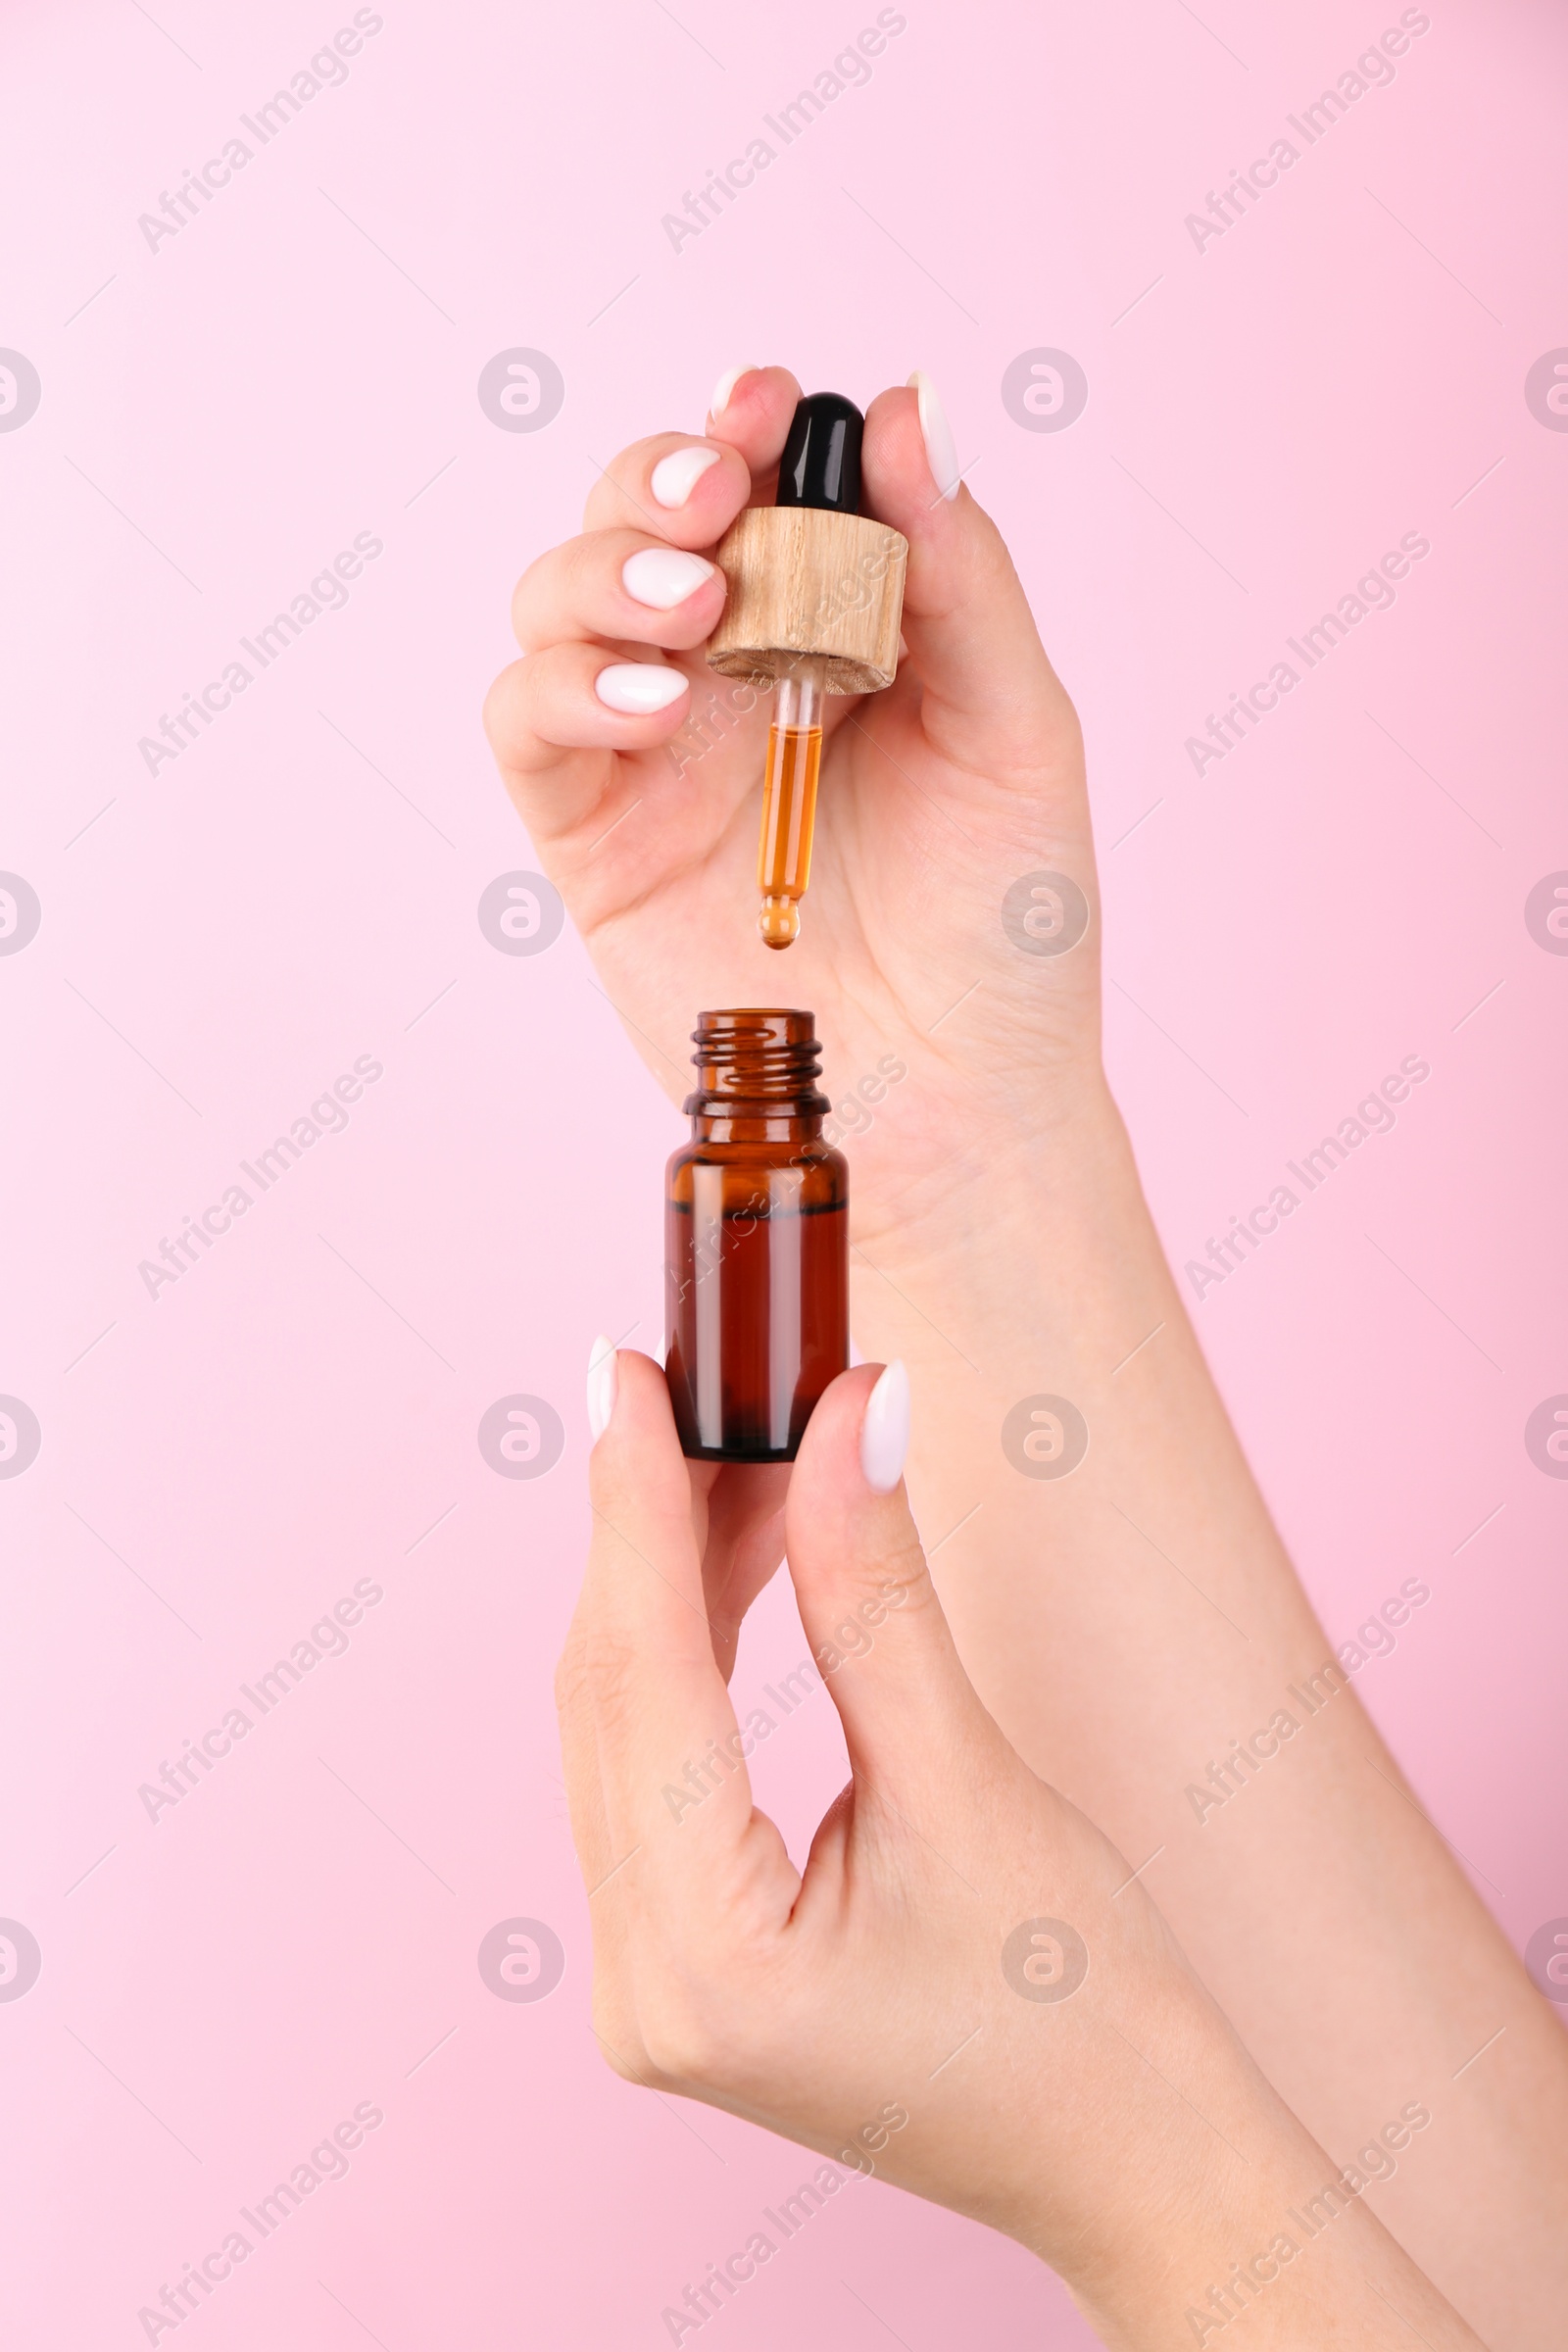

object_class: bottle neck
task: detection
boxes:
[684,1010,829,1143]
[689,1108,823,1145]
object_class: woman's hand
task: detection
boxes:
[557,1349,1484,2351]
[483,368,1103,1264]
[490,369,1564,2344]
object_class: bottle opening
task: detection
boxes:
[687,1008,828,1109]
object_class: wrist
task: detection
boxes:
[850,1070,1172,1377]
[1024,1988,1285,2328]
[1046,2001,1480,2352]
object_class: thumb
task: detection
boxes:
[860,380,1083,786]
[783,1363,985,1787]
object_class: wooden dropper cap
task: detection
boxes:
[705,393,908,695]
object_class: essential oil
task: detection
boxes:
[665,1008,848,1460]
[757,660,825,950]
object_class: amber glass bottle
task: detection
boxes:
[665,1009,849,1461]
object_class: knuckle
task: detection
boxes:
[480,659,528,747]
[590,1991,650,2086]
[511,546,549,604]
[510,552,564,650]
[564,528,625,606]
[881,1532,937,1610]
[808,1525,940,1671]
[850,1523,931,1615]
[598,2039,644,2086]
[636,1985,727,2089]
[638,1944,792,2093]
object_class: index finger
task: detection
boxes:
[704,364,804,494]
[578,365,805,542]
[578,1351,762,1882]
[581,432,750,547]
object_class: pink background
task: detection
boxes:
[2,0,1565,2343]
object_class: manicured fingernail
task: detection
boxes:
[621,547,717,611]
[587,1336,618,1443]
[906,371,960,504]
[650,444,722,508]
[594,662,688,713]
[710,364,760,418]
[860,1360,910,1494]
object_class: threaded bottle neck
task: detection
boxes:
[685,1008,829,1128]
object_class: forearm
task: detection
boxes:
[1088,2187,1484,2352]
[853,1079,1568,2345]
[1004,1953,1485,2352]
[1071,2064,1487,2352]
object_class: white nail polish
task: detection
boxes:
[594,662,688,713]
[621,547,717,611]
[650,444,722,509]
[906,371,960,503]
[710,364,760,418]
[587,1336,618,1442]
[860,1360,910,1494]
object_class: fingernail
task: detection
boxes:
[906,371,960,504]
[710,364,760,418]
[587,1336,618,1443]
[860,1360,910,1494]
[594,662,688,713]
[650,444,722,509]
[621,547,717,611]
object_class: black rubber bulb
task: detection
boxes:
[775,392,864,516]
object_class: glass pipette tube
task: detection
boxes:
[757,656,826,950]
